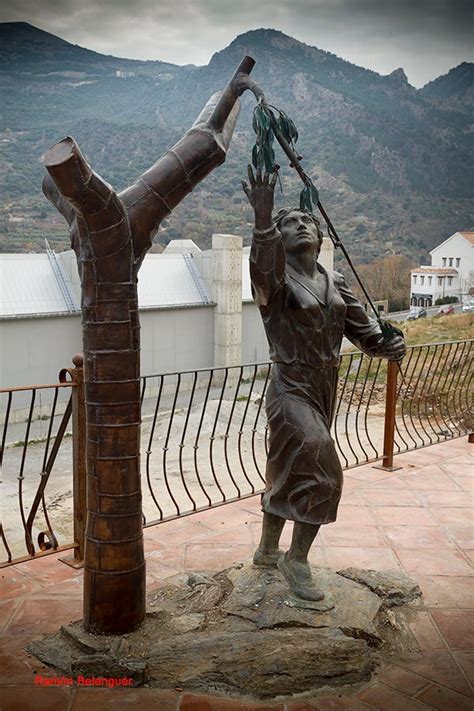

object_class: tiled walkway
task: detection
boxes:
[1,438,472,710]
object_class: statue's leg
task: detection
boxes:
[278,522,324,601]
[253,511,286,568]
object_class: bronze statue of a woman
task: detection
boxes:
[242,167,406,602]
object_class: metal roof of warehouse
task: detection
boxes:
[0,250,213,318]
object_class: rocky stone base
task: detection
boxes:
[28,564,422,699]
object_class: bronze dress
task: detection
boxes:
[250,225,383,525]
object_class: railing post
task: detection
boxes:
[374,359,402,472]
[60,353,86,568]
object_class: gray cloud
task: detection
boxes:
[1,0,472,86]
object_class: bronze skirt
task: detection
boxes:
[261,364,343,525]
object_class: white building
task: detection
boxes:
[0,235,334,393]
[410,231,474,307]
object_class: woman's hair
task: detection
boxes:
[274,208,324,241]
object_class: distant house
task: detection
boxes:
[410,231,474,307]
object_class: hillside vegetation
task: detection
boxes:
[1,23,473,267]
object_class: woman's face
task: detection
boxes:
[279,210,322,258]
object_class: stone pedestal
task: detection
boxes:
[29,563,422,700]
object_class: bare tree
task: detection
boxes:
[42,58,254,634]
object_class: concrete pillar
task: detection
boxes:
[319,237,334,272]
[211,234,242,378]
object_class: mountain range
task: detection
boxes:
[0,22,473,266]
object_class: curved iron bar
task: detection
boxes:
[208,369,229,502]
[237,366,259,494]
[429,343,451,438]
[145,375,164,519]
[38,387,61,552]
[177,371,200,510]
[343,354,364,466]
[411,344,434,446]
[397,347,421,449]
[457,346,473,432]
[456,342,473,432]
[251,364,271,482]
[162,374,183,515]
[421,344,445,443]
[352,354,372,462]
[223,367,245,498]
[362,358,382,459]
[434,342,457,436]
[20,390,36,556]
[450,341,470,433]
[192,370,214,507]
[24,394,72,555]
[334,354,353,468]
[445,341,467,436]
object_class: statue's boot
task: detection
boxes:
[277,554,325,601]
[253,547,285,568]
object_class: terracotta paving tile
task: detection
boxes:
[15,555,81,588]
[414,490,473,508]
[394,548,472,576]
[339,492,366,506]
[325,546,401,572]
[416,684,473,711]
[401,473,462,491]
[440,461,474,477]
[5,596,83,635]
[183,543,253,571]
[340,477,365,493]
[417,576,474,608]
[356,682,429,710]
[0,634,50,684]
[384,525,456,549]
[362,488,421,507]
[366,476,409,490]
[71,687,179,710]
[287,695,372,710]
[398,449,454,466]
[371,506,436,526]
[320,525,386,548]
[186,523,255,546]
[452,477,474,492]
[444,525,474,550]
[452,651,474,687]
[431,610,474,650]
[146,518,209,546]
[430,507,474,526]
[375,664,431,695]
[306,547,328,567]
[0,685,73,711]
[408,611,446,650]
[399,650,473,697]
[188,504,263,531]
[0,598,21,634]
[145,544,184,569]
[332,506,377,526]
[0,568,37,599]
[179,692,283,709]
[342,468,390,483]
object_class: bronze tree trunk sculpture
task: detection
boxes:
[43,57,255,634]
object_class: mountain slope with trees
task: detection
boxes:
[0,23,472,271]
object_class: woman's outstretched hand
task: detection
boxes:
[241,165,278,230]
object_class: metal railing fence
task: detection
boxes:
[1,339,472,566]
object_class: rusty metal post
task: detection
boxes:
[374,359,402,472]
[60,354,86,568]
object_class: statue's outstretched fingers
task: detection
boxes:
[247,164,256,187]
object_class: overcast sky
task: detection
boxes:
[1,0,472,87]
